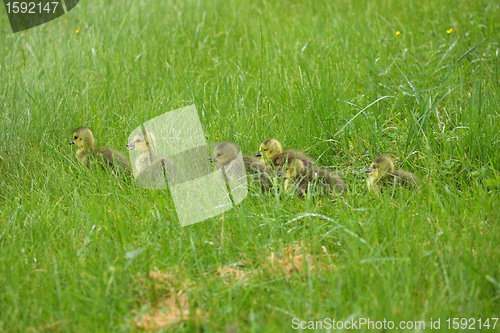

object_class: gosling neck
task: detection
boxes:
[81,139,96,151]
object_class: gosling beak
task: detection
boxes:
[255,151,262,157]
[213,157,217,163]
[69,141,75,145]
[365,168,372,174]
[126,142,135,151]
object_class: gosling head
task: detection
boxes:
[126,131,157,153]
[255,138,283,162]
[212,142,240,167]
[365,155,396,180]
[70,127,96,150]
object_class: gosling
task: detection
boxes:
[126,130,160,174]
[365,155,419,195]
[126,130,173,188]
[280,159,346,198]
[211,142,272,189]
[70,126,131,175]
[255,138,315,172]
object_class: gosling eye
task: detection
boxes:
[217,153,222,157]
[372,165,377,170]
[263,149,268,152]
[137,139,142,143]
[74,136,77,139]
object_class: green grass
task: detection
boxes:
[1,0,500,331]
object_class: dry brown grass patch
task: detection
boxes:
[216,266,248,282]
[268,244,314,275]
[28,320,65,332]
[132,269,207,331]
[266,244,337,276]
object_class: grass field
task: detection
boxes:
[1,0,500,331]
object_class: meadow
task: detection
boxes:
[1,0,499,331]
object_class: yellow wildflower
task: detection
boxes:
[75,30,79,34]
[396,31,401,36]
[447,28,453,34]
